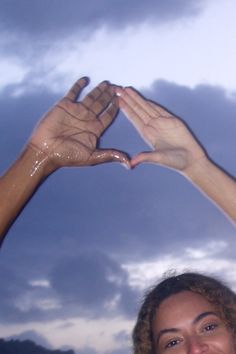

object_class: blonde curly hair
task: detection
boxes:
[133,272,236,354]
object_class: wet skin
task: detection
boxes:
[152,291,235,354]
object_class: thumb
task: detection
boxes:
[89,149,131,168]
[131,151,161,167]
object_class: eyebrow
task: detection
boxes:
[156,311,219,344]
[193,311,218,324]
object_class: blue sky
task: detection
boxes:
[0,1,236,353]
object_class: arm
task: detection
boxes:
[116,86,236,223]
[0,78,130,246]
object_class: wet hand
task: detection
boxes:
[29,78,130,171]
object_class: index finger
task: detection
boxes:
[124,87,158,121]
[116,88,148,130]
[64,77,89,101]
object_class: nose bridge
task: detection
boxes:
[187,334,208,354]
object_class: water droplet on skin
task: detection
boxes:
[30,155,48,177]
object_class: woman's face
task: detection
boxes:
[152,290,235,354]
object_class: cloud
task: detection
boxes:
[0,0,206,41]
[0,78,235,334]
[122,239,236,293]
[1,79,235,259]
[0,0,209,93]
[49,251,138,318]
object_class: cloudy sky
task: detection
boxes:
[0,0,236,353]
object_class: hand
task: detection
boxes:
[116,87,206,172]
[29,78,130,172]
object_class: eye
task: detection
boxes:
[203,323,218,332]
[165,338,181,349]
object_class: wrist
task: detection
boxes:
[182,154,212,181]
[22,144,57,179]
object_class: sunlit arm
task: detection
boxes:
[183,156,236,223]
[0,147,53,246]
[116,86,236,224]
[0,78,129,247]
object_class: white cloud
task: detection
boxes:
[0,58,27,91]
[2,0,236,97]
[0,316,133,353]
[2,239,235,352]
[14,293,61,312]
[11,0,235,96]
[29,279,51,288]
[122,239,236,292]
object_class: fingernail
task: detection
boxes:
[81,76,89,83]
[121,162,131,170]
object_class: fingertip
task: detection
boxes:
[100,80,110,87]
[124,86,134,92]
[115,86,126,96]
[111,151,131,169]
[124,86,140,97]
[130,153,147,167]
[78,76,90,86]
[112,83,123,90]
[122,163,131,170]
[130,159,140,168]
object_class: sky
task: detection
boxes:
[0,0,236,353]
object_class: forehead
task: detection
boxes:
[153,291,217,331]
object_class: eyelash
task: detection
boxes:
[165,339,181,349]
[164,323,218,349]
[203,323,218,332]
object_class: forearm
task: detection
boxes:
[183,156,236,223]
[0,145,54,245]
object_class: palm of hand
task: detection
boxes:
[117,86,205,171]
[143,114,204,170]
[31,98,103,167]
[29,79,129,169]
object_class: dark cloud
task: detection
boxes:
[49,251,138,317]
[0,89,59,171]
[0,0,205,41]
[1,80,235,259]
[0,79,235,330]
[0,265,41,323]
[0,251,138,323]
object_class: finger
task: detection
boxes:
[131,151,161,167]
[124,87,158,119]
[118,96,144,132]
[82,81,112,110]
[149,101,174,118]
[90,89,115,115]
[117,87,153,125]
[89,149,131,168]
[98,98,119,133]
[64,77,89,101]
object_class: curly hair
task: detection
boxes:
[133,272,236,354]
